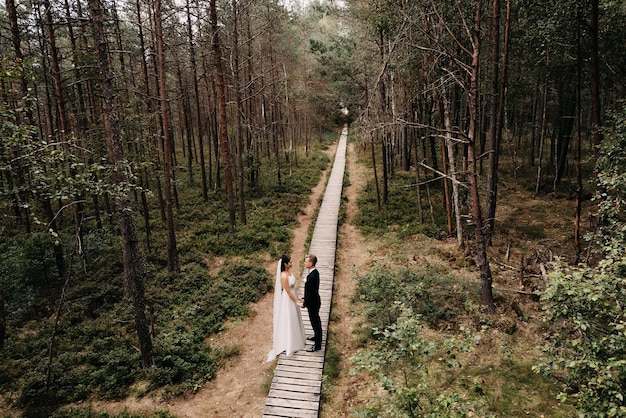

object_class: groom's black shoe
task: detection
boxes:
[307,336,315,341]
[306,346,321,352]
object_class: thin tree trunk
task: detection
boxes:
[467,1,494,312]
[232,0,247,225]
[187,0,209,202]
[155,0,180,273]
[382,132,389,205]
[443,95,464,248]
[210,0,236,237]
[41,0,68,279]
[589,0,602,159]
[574,7,583,263]
[535,81,548,194]
[485,0,500,243]
[6,0,32,231]
[371,132,381,211]
[413,133,424,224]
[88,0,153,369]
[437,96,453,235]
[134,0,153,247]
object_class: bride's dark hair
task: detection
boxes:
[280,255,291,272]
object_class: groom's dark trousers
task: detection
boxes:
[304,268,322,349]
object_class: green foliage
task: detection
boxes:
[355,266,473,330]
[534,104,626,416]
[353,173,446,239]
[535,257,626,416]
[350,239,571,416]
[351,305,482,417]
[0,140,328,412]
[0,232,64,321]
[595,102,626,257]
[352,262,482,416]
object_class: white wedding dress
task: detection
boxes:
[267,273,306,361]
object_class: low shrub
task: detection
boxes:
[355,266,472,330]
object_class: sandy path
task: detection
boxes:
[97,143,338,417]
[168,142,338,417]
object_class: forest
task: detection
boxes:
[0,0,625,416]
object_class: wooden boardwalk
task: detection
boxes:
[263,126,348,417]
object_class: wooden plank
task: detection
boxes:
[274,369,321,381]
[278,357,324,368]
[271,375,322,388]
[277,364,322,375]
[263,405,318,418]
[279,352,324,362]
[266,397,319,410]
[268,389,320,402]
[270,381,321,395]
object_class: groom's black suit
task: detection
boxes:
[304,268,322,349]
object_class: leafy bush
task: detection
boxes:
[535,258,626,416]
[351,305,482,417]
[534,103,626,416]
[355,266,473,330]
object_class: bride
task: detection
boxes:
[267,254,306,361]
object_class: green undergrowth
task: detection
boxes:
[346,174,576,416]
[349,239,575,417]
[353,171,448,239]
[0,133,336,416]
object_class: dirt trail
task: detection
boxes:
[97,142,344,417]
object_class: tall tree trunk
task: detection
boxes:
[589,0,602,159]
[485,0,500,243]
[88,0,153,369]
[6,0,32,231]
[155,0,180,273]
[437,95,453,235]
[371,132,381,211]
[574,6,583,263]
[41,0,68,280]
[443,95,464,248]
[135,0,153,249]
[210,0,236,237]
[187,0,209,202]
[232,0,247,225]
[382,132,389,205]
[42,0,69,135]
[413,133,424,224]
[467,1,494,312]
[535,77,548,194]
[244,1,258,191]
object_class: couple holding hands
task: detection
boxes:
[267,254,322,361]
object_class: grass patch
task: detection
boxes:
[352,172,447,239]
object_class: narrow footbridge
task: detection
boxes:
[262,126,348,417]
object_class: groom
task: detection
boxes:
[303,254,322,352]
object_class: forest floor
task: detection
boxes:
[95,139,377,417]
[94,136,587,417]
